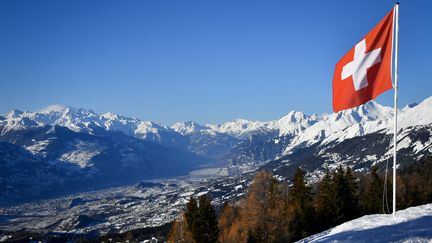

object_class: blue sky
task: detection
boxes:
[0,0,431,125]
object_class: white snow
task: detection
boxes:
[0,105,180,145]
[135,121,166,139]
[206,119,271,139]
[172,121,206,135]
[58,141,104,168]
[25,140,50,155]
[300,203,432,242]
[2,96,432,162]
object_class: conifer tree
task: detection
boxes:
[315,170,336,229]
[365,165,384,214]
[332,166,359,224]
[344,167,359,219]
[185,196,198,233]
[288,167,314,241]
[193,194,219,243]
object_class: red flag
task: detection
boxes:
[332,8,394,112]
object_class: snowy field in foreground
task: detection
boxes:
[300,203,432,242]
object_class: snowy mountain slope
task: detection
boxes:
[171,111,320,164]
[172,121,206,136]
[1,97,432,235]
[0,125,207,206]
[2,96,432,165]
[1,105,186,149]
[263,123,432,185]
[224,97,432,169]
[206,119,274,139]
[284,101,393,153]
[172,121,241,157]
[299,203,432,242]
[1,96,432,205]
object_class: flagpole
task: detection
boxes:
[392,2,399,219]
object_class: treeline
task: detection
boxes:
[168,157,432,243]
[168,194,219,242]
[217,167,360,242]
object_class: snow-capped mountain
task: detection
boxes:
[0,124,206,205]
[2,97,432,169]
[2,97,424,161]
[1,96,432,205]
[172,121,241,157]
[1,97,432,236]
[169,99,405,168]
[1,105,186,149]
[263,97,432,183]
[172,121,206,136]
[224,97,432,170]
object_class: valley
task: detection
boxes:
[1,97,432,236]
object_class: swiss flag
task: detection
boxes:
[332,8,394,112]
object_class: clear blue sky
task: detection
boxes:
[0,0,431,125]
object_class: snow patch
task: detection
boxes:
[301,203,432,242]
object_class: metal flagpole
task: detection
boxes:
[393,2,399,219]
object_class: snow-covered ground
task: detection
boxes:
[0,173,252,235]
[300,203,432,242]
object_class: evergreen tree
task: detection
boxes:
[288,167,314,241]
[184,196,198,233]
[344,167,359,219]
[365,165,384,214]
[332,166,359,224]
[315,170,336,229]
[193,194,219,243]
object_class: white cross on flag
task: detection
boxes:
[332,8,395,112]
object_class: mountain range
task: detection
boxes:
[1,96,432,205]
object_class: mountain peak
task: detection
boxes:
[276,110,316,136]
[172,121,204,135]
[38,104,71,114]
[335,100,393,123]
[280,110,308,123]
[101,112,120,120]
[5,109,24,119]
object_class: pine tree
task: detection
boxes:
[288,167,314,241]
[344,167,359,219]
[332,166,359,224]
[365,165,384,214]
[193,194,219,243]
[185,196,198,234]
[315,170,336,229]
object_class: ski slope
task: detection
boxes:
[300,203,432,242]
